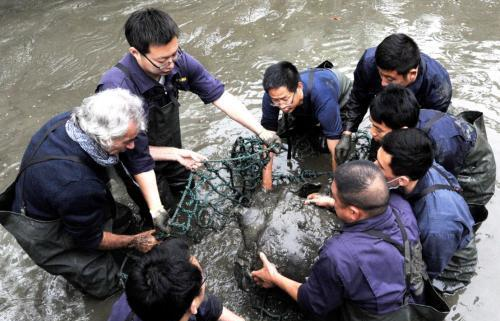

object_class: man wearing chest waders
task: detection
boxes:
[97,8,281,231]
[335,33,452,165]
[376,129,477,295]
[259,61,352,190]
[252,160,450,321]
[0,89,159,299]
[368,85,495,231]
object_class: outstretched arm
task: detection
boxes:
[213,91,266,134]
[251,252,302,301]
[213,92,281,149]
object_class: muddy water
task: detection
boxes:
[0,0,499,320]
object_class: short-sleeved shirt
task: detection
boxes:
[261,69,345,140]
[11,112,110,249]
[107,293,223,321]
[343,47,452,132]
[297,193,421,317]
[97,52,225,175]
[417,109,476,175]
[406,163,474,278]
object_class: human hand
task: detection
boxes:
[251,252,278,288]
[151,206,171,234]
[131,230,159,253]
[304,193,335,208]
[258,129,282,153]
[176,149,207,171]
[335,132,352,165]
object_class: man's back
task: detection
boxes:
[297,193,422,317]
[417,109,476,175]
[12,112,110,249]
[407,163,475,280]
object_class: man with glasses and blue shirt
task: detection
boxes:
[259,61,352,188]
[97,8,280,231]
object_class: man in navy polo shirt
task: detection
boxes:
[97,8,280,230]
[335,33,452,165]
[260,61,351,174]
[369,85,495,228]
[252,161,427,319]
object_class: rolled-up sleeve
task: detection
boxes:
[119,131,155,175]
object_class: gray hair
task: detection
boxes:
[72,88,146,151]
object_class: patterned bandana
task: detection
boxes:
[65,118,118,167]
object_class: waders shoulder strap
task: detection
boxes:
[408,165,462,203]
[284,69,316,160]
[115,63,142,95]
[363,209,412,304]
[17,117,92,213]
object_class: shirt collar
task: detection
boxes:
[342,207,394,233]
[119,53,180,94]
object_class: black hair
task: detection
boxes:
[369,84,420,129]
[334,160,389,217]
[125,8,180,54]
[126,238,202,321]
[262,61,300,93]
[380,128,434,180]
[375,33,420,75]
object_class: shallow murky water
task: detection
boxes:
[1,0,499,320]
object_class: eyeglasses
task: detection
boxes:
[270,90,296,108]
[140,47,182,70]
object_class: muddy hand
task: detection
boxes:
[177,149,208,171]
[251,252,277,288]
[304,193,335,208]
[131,230,159,253]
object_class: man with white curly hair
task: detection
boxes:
[1,88,158,299]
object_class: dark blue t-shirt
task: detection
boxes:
[417,109,476,175]
[261,69,344,140]
[297,193,421,317]
[97,51,225,175]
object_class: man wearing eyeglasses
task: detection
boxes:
[260,61,352,188]
[97,8,280,231]
[108,238,245,321]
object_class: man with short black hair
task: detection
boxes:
[376,128,477,294]
[98,8,280,230]
[369,85,495,227]
[260,61,352,173]
[252,161,429,320]
[335,33,452,164]
[108,238,244,321]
